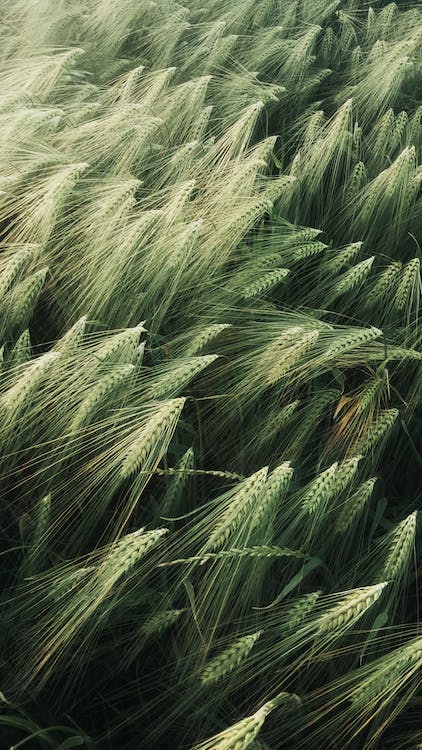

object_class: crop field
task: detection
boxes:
[0,1,421,748]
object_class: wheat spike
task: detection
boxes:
[327,257,374,304]
[285,591,321,630]
[97,528,168,585]
[336,478,377,533]
[7,329,31,367]
[159,546,306,568]
[325,326,382,360]
[395,258,420,313]
[149,355,218,399]
[378,511,417,582]
[93,323,146,365]
[200,631,261,686]
[54,316,87,355]
[207,468,269,551]
[141,608,185,637]
[365,262,402,310]
[1,351,60,420]
[358,409,399,454]
[241,268,290,299]
[252,462,294,531]
[8,267,48,330]
[0,244,39,301]
[351,635,422,706]
[302,463,338,514]
[316,583,388,633]
[69,364,135,432]
[184,325,231,356]
[120,398,186,479]
[25,493,51,575]
[192,693,299,750]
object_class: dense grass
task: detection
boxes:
[0,0,421,748]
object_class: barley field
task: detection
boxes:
[0,1,421,748]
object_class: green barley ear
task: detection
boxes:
[391,110,408,152]
[252,462,293,532]
[316,583,388,634]
[48,567,96,605]
[160,545,305,568]
[120,398,186,479]
[370,108,395,164]
[0,244,39,302]
[54,316,87,354]
[377,511,417,584]
[200,631,261,686]
[1,350,60,423]
[350,635,422,707]
[352,38,417,122]
[409,104,422,147]
[284,591,322,630]
[7,329,31,368]
[261,175,296,206]
[207,468,269,551]
[321,26,336,66]
[282,23,323,84]
[97,527,168,585]
[336,477,377,533]
[265,330,320,385]
[379,2,399,39]
[324,326,382,360]
[141,608,185,638]
[326,242,363,276]
[394,258,420,317]
[25,494,51,575]
[69,364,135,432]
[345,161,367,201]
[288,240,327,263]
[183,324,231,356]
[260,326,306,375]
[286,226,323,245]
[326,257,374,306]
[351,146,418,248]
[148,355,218,399]
[302,110,326,147]
[93,323,146,365]
[161,447,195,518]
[358,409,399,455]
[241,268,289,300]
[301,463,338,514]
[365,262,402,312]
[288,97,354,222]
[192,692,299,750]
[6,267,48,335]
[349,44,363,81]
